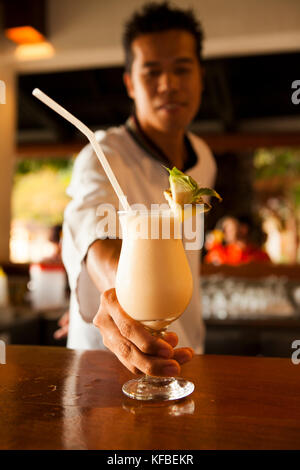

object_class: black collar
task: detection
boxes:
[125,115,198,172]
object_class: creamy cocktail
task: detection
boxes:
[116,208,195,400]
[116,210,193,331]
[115,167,221,400]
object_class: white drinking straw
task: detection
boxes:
[32,88,131,212]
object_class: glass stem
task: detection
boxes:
[142,326,174,383]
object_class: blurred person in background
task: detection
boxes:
[204,214,270,265]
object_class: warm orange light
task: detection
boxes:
[15,41,55,60]
[5,26,45,45]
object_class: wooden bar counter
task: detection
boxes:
[0,345,300,450]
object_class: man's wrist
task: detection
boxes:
[86,238,121,293]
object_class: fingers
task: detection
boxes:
[97,311,180,376]
[161,331,178,348]
[53,324,69,340]
[93,288,193,377]
[95,289,174,359]
[55,311,70,339]
[173,347,194,365]
[58,311,69,327]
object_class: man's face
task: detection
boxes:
[124,29,203,133]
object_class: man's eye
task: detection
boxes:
[175,67,191,75]
[145,70,161,77]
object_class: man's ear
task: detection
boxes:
[123,72,135,100]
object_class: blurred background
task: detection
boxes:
[0,0,300,356]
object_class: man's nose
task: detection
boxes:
[157,72,179,93]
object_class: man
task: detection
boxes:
[62,2,217,377]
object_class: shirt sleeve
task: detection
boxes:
[62,136,120,323]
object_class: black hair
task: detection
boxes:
[122,1,204,72]
[236,215,252,228]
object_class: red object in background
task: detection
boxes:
[30,262,65,271]
[204,242,270,266]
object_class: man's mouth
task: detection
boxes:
[157,102,186,110]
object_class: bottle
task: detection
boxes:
[29,263,67,310]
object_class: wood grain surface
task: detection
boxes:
[0,345,300,450]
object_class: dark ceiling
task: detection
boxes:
[17,51,300,144]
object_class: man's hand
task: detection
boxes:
[54,311,69,340]
[93,288,194,376]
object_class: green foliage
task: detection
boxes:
[290,183,300,209]
[254,148,300,208]
[12,158,74,226]
[15,158,73,175]
[254,148,300,179]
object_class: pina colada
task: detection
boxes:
[116,210,193,331]
[116,167,221,400]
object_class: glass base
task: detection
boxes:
[122,376,194,401]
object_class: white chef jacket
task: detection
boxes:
[62,124,216,353]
